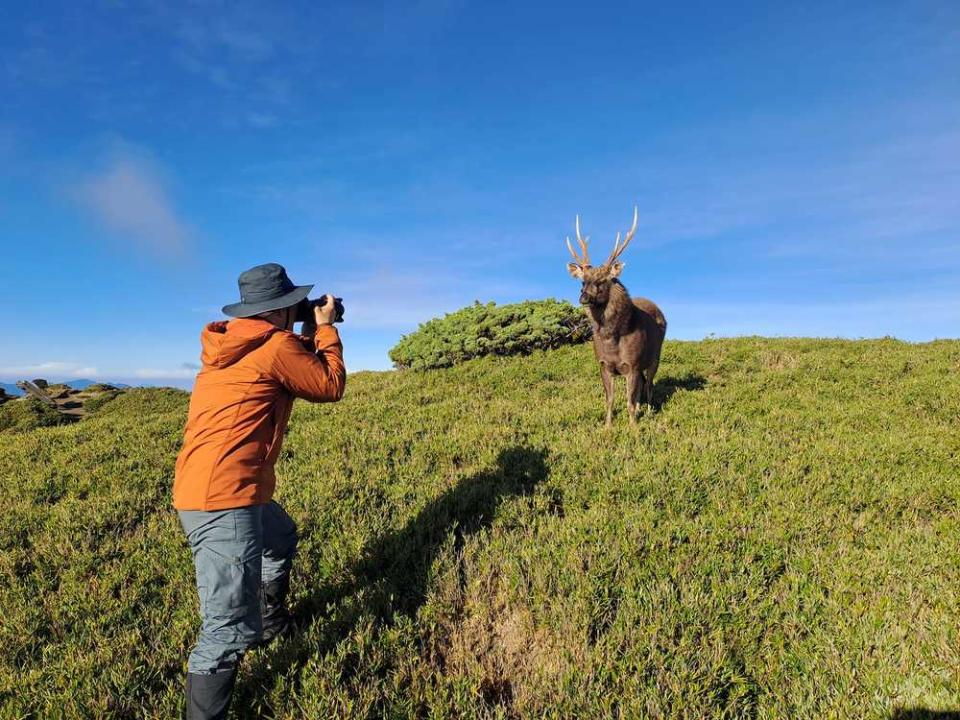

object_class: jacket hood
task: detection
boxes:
[200,319,280,369]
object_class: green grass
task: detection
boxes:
[1,337,958,718]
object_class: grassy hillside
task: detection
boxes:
[1,338,959,719]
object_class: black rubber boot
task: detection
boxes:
[185,669,237,720]
[260,576,292,645]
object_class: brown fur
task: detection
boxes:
[573,267,666,425]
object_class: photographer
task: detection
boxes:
[172,263,345,719]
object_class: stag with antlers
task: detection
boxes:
[566,207,667,425]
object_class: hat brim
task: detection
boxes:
[222,284,314,318]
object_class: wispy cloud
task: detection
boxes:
[73,147,193,257]
[319,262,548,332]
[168,9,277,63]
[665,294,960,342]
[0,361,99,379]
[557,136,949,269]
[0,361,201,385]
[132,367,197,379]
[246,112,279,128]
[149,4,306,128]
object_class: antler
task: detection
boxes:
[566,214,591,265]
[604,206,639,266]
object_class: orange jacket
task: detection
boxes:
[173,318,345,511]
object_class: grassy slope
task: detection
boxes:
[1,338,958,719]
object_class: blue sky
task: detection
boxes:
[1,1,957,387]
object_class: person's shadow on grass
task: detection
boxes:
[236,445,549,716]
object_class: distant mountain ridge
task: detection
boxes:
[0,379,131,397]
[67,379,131,391]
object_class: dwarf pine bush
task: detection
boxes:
[0,397,71,433]
[389,299,591,370]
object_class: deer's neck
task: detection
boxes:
[592,281,633,332]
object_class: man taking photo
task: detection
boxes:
[172,263,346,719]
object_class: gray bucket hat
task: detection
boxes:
[222,263,313,318]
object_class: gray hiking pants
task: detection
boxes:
[178,502,298,674]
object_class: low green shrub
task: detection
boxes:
[83,390,123,414]
[0,398,71,433]
[86,383,119,393]
[389,299,591,370]
[45,383,74,398]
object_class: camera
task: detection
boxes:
[295,295,345,324]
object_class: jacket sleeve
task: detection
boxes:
[268,326,346,402]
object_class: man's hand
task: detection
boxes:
[314,294,338,326]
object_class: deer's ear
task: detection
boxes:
[567,263,584,279]
[606,262,624,278]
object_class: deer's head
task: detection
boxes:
[566,207,639,306]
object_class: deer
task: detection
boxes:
[566,207,667,426]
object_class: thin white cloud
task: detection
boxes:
[0,362,99,379]
[169,11,276,62]
[0,361,201,384]
[214,25,274,60]
[170,48,237,90]
[74,149,192,256]
[132,368,197,380]
[630,126,960,258]
[665,294,960,342]
[319,263,541,332]
[246,112,279,128]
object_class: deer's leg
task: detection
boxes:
[626,369,642,424]
[601,364,615,427]
[646,344,663,407]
